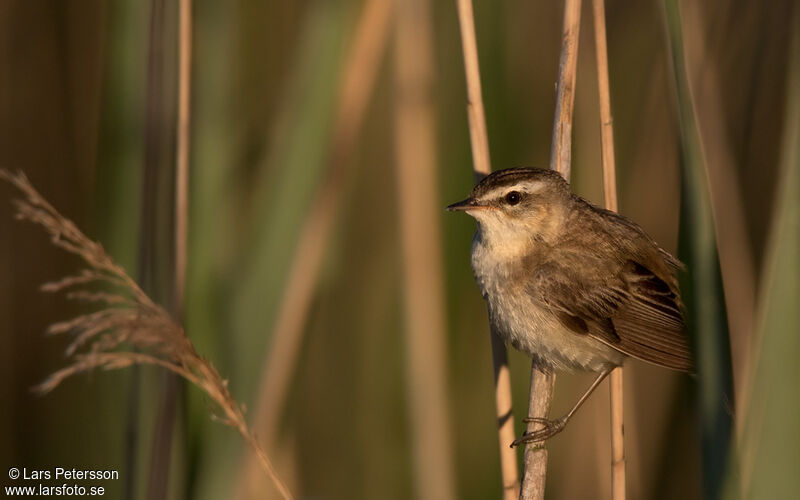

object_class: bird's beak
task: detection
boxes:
[446,197,484,212]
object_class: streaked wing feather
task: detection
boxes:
[533,260,693,372]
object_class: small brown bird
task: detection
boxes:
[447,167,692,444]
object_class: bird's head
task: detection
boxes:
[447,167,571,251]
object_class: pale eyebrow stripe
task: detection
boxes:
[521,180,545,193]
[485,180,545,199]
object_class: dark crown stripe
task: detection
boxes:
[474,167,564,197]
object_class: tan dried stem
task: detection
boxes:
[251,0,391,445]
[608,369,625,498]
[147,4,193,494]
[592,0,616,214]
[456,0,491,180]
[520,1,582,499]
[518,367,555,500]
[236,0,392,497]
[393,0,457,497]
[0,170,294,500]
[549,0,583,181]
[591,0,626,497]
[174,0,192,314]
[455,0,519,497]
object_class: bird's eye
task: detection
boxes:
[505,191,521,205]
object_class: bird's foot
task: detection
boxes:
[510,417,567,448]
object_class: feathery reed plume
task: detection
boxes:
[520,1,581,499]
[455,0,520,497]
[591,0,626,498]
[0,170,294,500]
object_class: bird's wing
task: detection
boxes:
[530,259,693,372]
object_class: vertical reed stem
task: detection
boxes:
[236,1,392,497]
[518,367,555,500]
[608,370,625,499]
[548,0,582,181]
[140,0,172,497]
[147,2,192,498]
[394,0,457,496]
[251,0,391,446]
[592,0,616,212]
[520,0,581,498]
[174,0,192,317]
[455,0,492,180]
[590,0,626,498]
[455,1,520,497]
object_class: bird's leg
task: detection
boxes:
[511,367,614,447]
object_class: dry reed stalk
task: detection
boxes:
[549,0,582,181]
[0,170,294,500]
[455,0,491,180]
[607,370,625,496]
[394,0,457,497]
[252,0,390,444]
[147,3,193,496]
[132,2,166,497]
[678,0,756,426]
[236,0,392,496]
[518,367,555,500]
[455,0,519,497]
[174,0,192,316]
[592,0,616,213]
[520,1,582,499]
[140,1,176,496]
[590,0,626,498]
[252,0,390,445]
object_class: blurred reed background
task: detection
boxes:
[1,1,798,499]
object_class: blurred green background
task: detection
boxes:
[1,0,797,499]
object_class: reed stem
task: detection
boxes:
[455,1,520,497]
[236,1,392,497]
[590,0,626,498]
[520,0,582,498]
[394,0,457,496]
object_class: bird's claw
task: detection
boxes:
[510,417,567,448]
[521,416,550,425]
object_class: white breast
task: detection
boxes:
[471,230,622,372]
